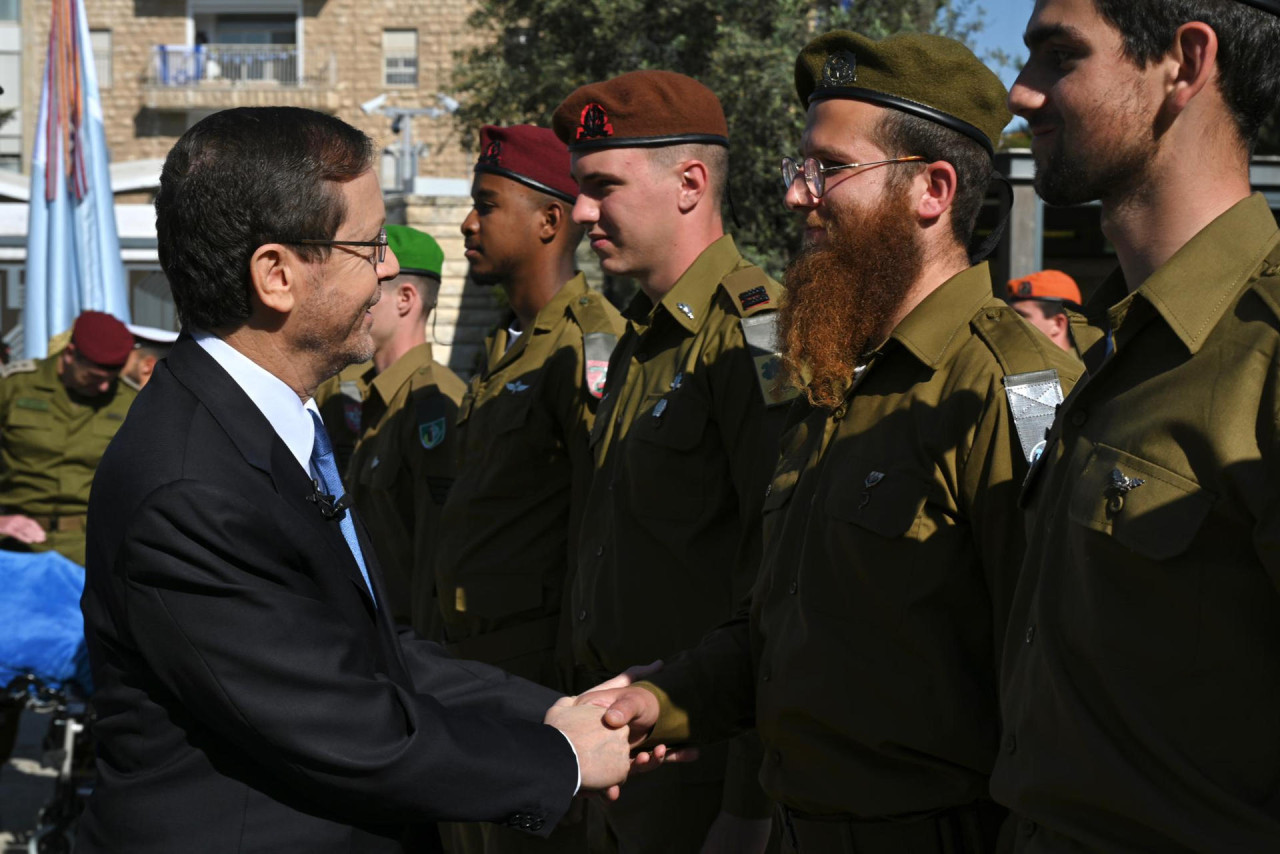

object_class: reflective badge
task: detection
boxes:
[577,103,614,140]
[506,380,530,393]
[676,303,695,320]
[653,399,668,419]
[342,398,361,435]
[821,51,858,87]
[670,372,684,391]
[1104,468,1145,513]
[419,417,446,450]
[1003,370,1065,464]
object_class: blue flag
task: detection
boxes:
[23,0,130,359]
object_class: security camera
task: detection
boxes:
[360,94,388,116]
[437,94,460,113]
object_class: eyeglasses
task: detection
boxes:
[780,155,925,200]
[282,227,389,265]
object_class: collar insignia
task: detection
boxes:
[676,302,695,320]
[821,51,858,88]
[577,103,614,140]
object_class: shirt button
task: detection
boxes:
[1020,819,1037,839]
[578,610,587,621]
[595,546,604,557]
[788,580,798,594]
[1025,625,1036,644]
[1003,733,1017,755]
[761,671,771,682]
[765,484,773,498]
[1070,410,1087,426]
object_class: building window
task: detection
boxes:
[383,29,417,87]
[0,1,18,23]
[91,29,112,89]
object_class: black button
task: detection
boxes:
[787,580,798,594]
[1003,733,1017,755]
[1071,410,1087,427]
[1020,819,1037,839]
[578,610,587,621]
[595,546,604,557]
[761,671,771,682]
[1025,625,1035,644]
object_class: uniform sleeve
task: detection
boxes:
[117,478,577,830]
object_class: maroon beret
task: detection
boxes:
[71,310,133,368]
[475,125,577,204]
[552,70,729,152]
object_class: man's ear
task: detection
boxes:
[396,281,418,317]
[1163,22,1217,119]
[914,160,957,223]
[539,201,565,243]
[249,244,301,315]
[676,160,710,214]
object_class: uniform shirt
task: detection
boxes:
[434,274,623,689]
[641,264,1082,818]
[315,361,371,476]
[993,194,1280,851]
[347,343,466,631]
[0,354,137,565]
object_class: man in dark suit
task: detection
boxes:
[77,107,631,853]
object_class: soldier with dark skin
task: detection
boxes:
[554,71,793,854]
[433,124,623,854]
[347,225,465,633]
[990,1,1280,850]
[574,34,1081,854]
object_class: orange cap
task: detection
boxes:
[1007,270,1081,306]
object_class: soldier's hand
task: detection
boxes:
[0,514,47,544]
[544,703,631,798]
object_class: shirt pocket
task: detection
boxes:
[1065,442,1213,674]
[454,572,543,623]
[7,405,64,464]
[818,468,930,622]
[626,391,710,521]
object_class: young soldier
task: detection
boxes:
[346,225,465,632]
[433,124,624,854]
[1004,270,1081,354]
[553,71,791,853]
[992,1,1280,849]
[576,33,1081,854]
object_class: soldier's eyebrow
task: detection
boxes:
[573,169,623,185]
[1025,22,1084,50]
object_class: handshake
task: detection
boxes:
[542,661,688,798]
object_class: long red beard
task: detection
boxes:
[778,189,924,409]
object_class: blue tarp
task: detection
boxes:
[0,550,91,694]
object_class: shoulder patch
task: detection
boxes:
[722,266,784,318]
[414,389,450,451]
[740,314,801,408]
[1003,370,1065,464]
[583,331,616,400]
[0,359,37,379]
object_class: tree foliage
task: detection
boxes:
[452,0,991,276]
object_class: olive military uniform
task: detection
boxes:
[574,235,791,850]
[434,273,623,688]
[639,264,1082,852]
[315,361,371,477]
[993,195,1280,851]
[0,355,137,566]
[346,342,465,632]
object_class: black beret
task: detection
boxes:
[796,31,1010,156]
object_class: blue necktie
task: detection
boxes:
[309,410,376,605]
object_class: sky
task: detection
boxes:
[969,0,1035,129]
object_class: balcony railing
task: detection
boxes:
[145,44,335,88]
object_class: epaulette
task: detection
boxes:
[722,266,783,318]
[0,359,37,379]
[568,290,620,400]
[972,303,1074,464]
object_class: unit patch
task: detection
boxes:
[740,314,801,407]
[419,417,447,450]
[342,398,362,435]
[582,331,617,401]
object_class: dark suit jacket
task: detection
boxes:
[78,336,577,853]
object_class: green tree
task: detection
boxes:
[452,0,991,277]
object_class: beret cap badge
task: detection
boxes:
[821,51,858,88]
[577,103,614,141]
[479,140,502,167]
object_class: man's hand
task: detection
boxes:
[575,684,661,746]
[544,703,631,795]
[699,812,773,854]
[0,515,47,545]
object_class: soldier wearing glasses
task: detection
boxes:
[573,32,1080,854]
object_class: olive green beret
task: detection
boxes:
[385,225,443,280]
[796,31,1010,156]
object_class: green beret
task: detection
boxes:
[385,225,443,280]
[795,31,1010,156]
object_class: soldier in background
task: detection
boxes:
[346,225,465,632]
[1004,270,1082,354]
[313,360,369,475]
[433,124,623,854]
[0,310,137,566]
[553,72,791,854]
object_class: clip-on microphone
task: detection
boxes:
[307,480,352,521]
